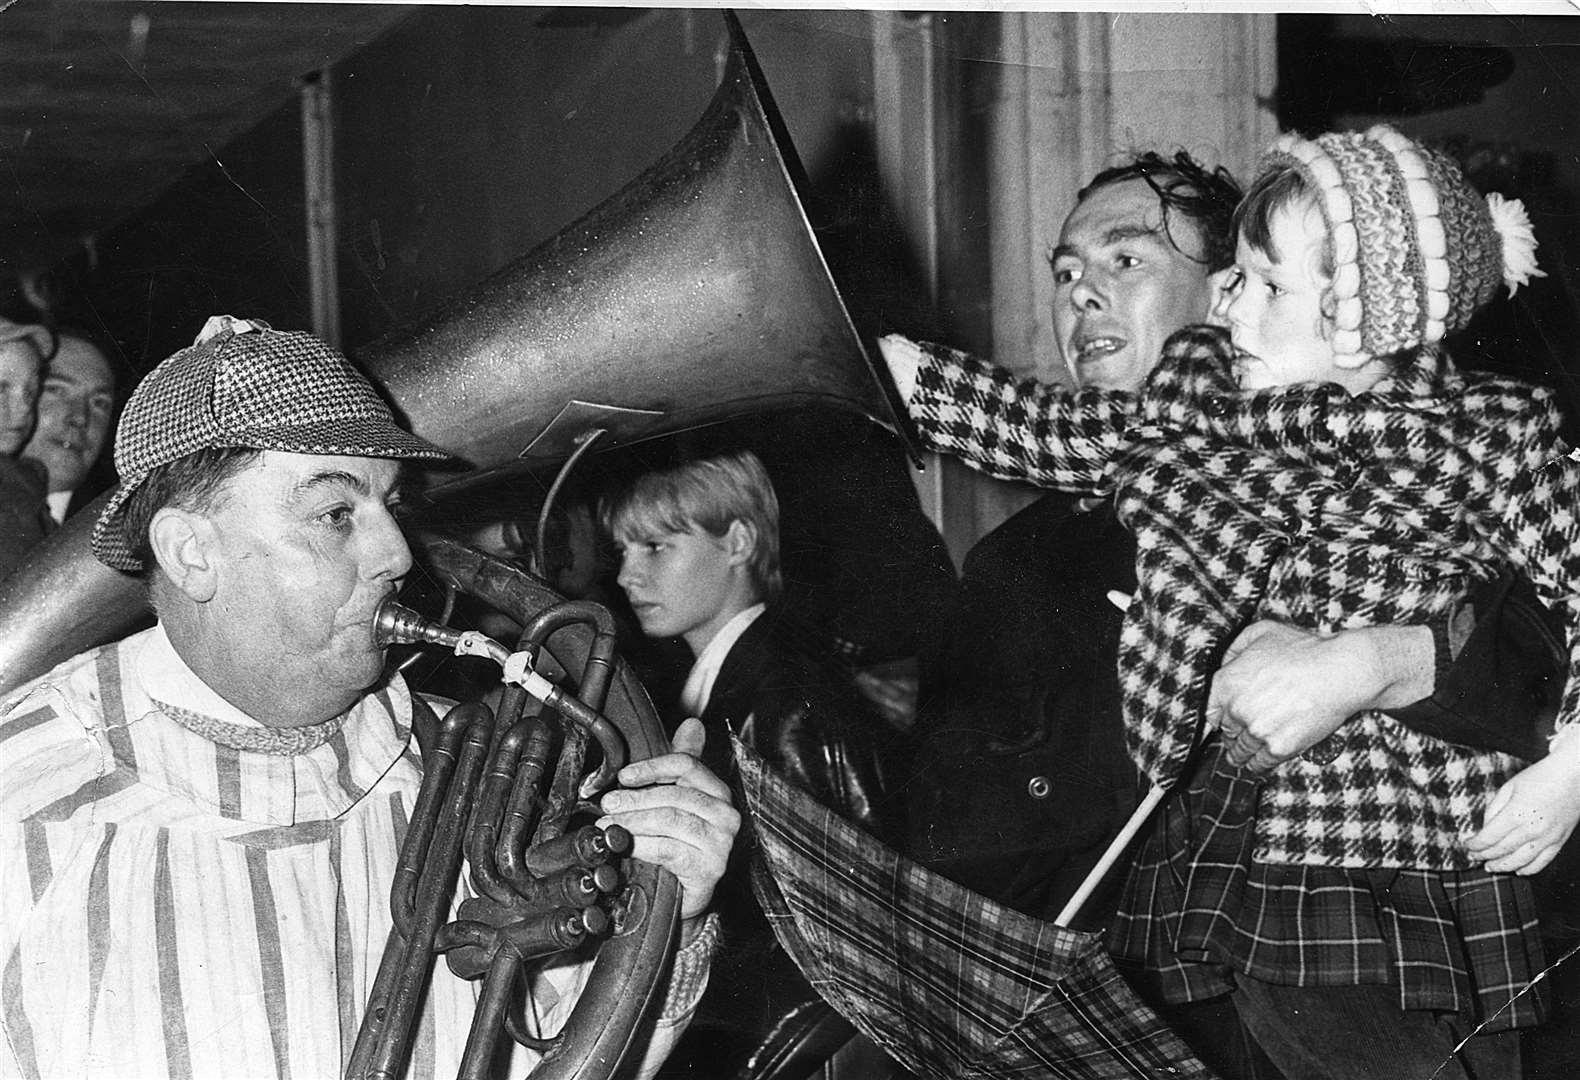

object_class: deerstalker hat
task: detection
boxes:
[92,315,452,572]
[0,317,56,362]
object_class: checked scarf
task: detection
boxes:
[909,326,1580,869]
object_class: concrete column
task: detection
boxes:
[973,11,1276,552]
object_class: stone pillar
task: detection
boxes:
[873,10,1276,561]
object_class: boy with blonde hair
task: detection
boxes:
[602,446,896,1076]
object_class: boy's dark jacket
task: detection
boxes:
[703,610,901,843]
[661,606,900,1078]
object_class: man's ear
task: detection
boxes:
[148,507,219,603]
[723,519,757,567]
[1206,267,1237,327]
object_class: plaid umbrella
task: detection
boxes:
[734,739,1213,1080]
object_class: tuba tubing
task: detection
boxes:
[348,580,678,1080]
[0,10,908,697]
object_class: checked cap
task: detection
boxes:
[92,316,451,572]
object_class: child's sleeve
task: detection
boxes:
[901,337,1131,493]
[1479,387,1580,749]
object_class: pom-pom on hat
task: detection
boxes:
[92,315,453,572]
[1262,123,1544,363]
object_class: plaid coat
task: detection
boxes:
[910,326,1580,869]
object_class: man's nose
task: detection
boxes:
[369,509,413,582]
[1069,273,1106,311]
[63,398,90,430]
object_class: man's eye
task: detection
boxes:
[1265,280,1284,298]
[321,506,353,528]
[1223,269,1245,293]
[1116,254,1142,270]
[1048,253,1078,285]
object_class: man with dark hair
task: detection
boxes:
[22,329,118,523]
[0,316,739,1080]
[904,150,1562,1079]
[910,150,1244,923]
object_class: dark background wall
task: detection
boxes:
[47,7,907,382]
[42,11,1580,408]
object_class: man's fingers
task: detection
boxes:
[597,798,738,920]
[597,801,737,860]
[601,778,738,831]
[670,716,707,759]
[617,745,731,803]
[1243,746,1280,775]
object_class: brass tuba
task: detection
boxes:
[0,11,906,698]
[345,539,682,1080]
[0,11,901,1080]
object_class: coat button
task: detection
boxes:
[1027,776,1052,799]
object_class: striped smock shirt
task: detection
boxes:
[0,624,661,1080]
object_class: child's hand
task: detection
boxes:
[1464,729,1580,875]
[877,334,923,404]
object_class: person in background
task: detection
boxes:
[604,446,902,1078]
[0,317,53,579]
[21,328,117,523]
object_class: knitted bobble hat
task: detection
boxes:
[1262,124,1545,363]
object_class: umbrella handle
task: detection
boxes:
[1054,784,1168,927]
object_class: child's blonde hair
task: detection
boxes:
[601,448,782,603]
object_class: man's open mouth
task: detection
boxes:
[1075,336,1126,363]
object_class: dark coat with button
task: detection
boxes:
[0,456,52,584]
[909,490,1140,928]
[660,606,900,1078]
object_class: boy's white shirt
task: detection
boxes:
[46,490,71,524]
[680,603,766,720]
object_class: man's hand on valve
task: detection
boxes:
[597,717,739,922]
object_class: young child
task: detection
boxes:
[0,318,53,578]
[882,125,1574,1069]
[600,447,898,1075]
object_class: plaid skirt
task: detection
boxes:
[1108,739,1549,1032]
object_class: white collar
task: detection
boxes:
[122,623,412,825]
[46,489,72,524]
[679,603,765,718]
[134,622,272,729]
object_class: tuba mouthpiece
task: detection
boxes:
[373,596,463,649]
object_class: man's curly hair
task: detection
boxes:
[1078,150,1243,272]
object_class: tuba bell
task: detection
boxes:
[0,10,907,696]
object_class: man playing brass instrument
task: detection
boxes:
[0,317,739,1080]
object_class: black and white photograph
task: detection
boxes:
[0,3,1576,1078]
